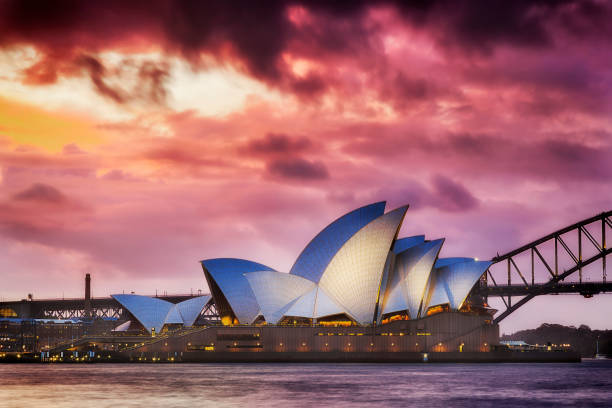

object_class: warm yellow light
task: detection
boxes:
[0,97,103,151]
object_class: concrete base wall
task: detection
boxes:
[139,312,499,355]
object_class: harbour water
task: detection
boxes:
[1,360,611,407]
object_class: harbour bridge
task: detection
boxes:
[1,211,610,325]
[474,211,611,323]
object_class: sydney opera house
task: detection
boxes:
[111,202,499,360]
[202,202,491,327]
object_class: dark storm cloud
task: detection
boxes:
[12,183,66,203]
[78,55,125,103]
[430,174,479,212]
[376,175,479,213]
[340,127,612,183]
[266,157,330,180]
[1,0,609,101]
[245,133,312,155]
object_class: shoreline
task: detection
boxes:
[1,350,581,364]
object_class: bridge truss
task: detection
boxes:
[476,211,611,323]
[1,295,219,322]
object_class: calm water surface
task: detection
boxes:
[1,360,611,407]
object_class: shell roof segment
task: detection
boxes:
[244,271,315,324]
[435,257,474,268]
[384,238,444,318]
[176,295,212,326]
[284,285,318,318]
[425,259,492,310]
[112,294,212,333]
[319,205,408,325]
[289,201,386,283]
[201,258,275,324]
[393,235,426,253]
[112,294,174,334]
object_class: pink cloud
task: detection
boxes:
[0,1,611,331]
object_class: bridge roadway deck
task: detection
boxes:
[476,281,612,297]
[0,294,200,319]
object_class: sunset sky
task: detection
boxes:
[0,0,610,333]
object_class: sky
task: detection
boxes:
[0,0,610,333]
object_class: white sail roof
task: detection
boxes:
[314,286,346,318]
[284,286,318,318]
[393,235,426,253]
[382,283,408,315]
[424,270,450,310]
[441,260,492,309]
[245,271,315,324]
[319,206,408,325]
[112,294,213,333]
[201,258,275,324]
[290,202,386,283]
[176,295,211,326]
[112,294,175,334]
[164,306,184,325]
[390,239,444,318]
[424,260,492,311]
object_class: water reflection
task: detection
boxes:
[1,361,611,408]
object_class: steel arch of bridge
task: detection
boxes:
[479,211,611,324]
